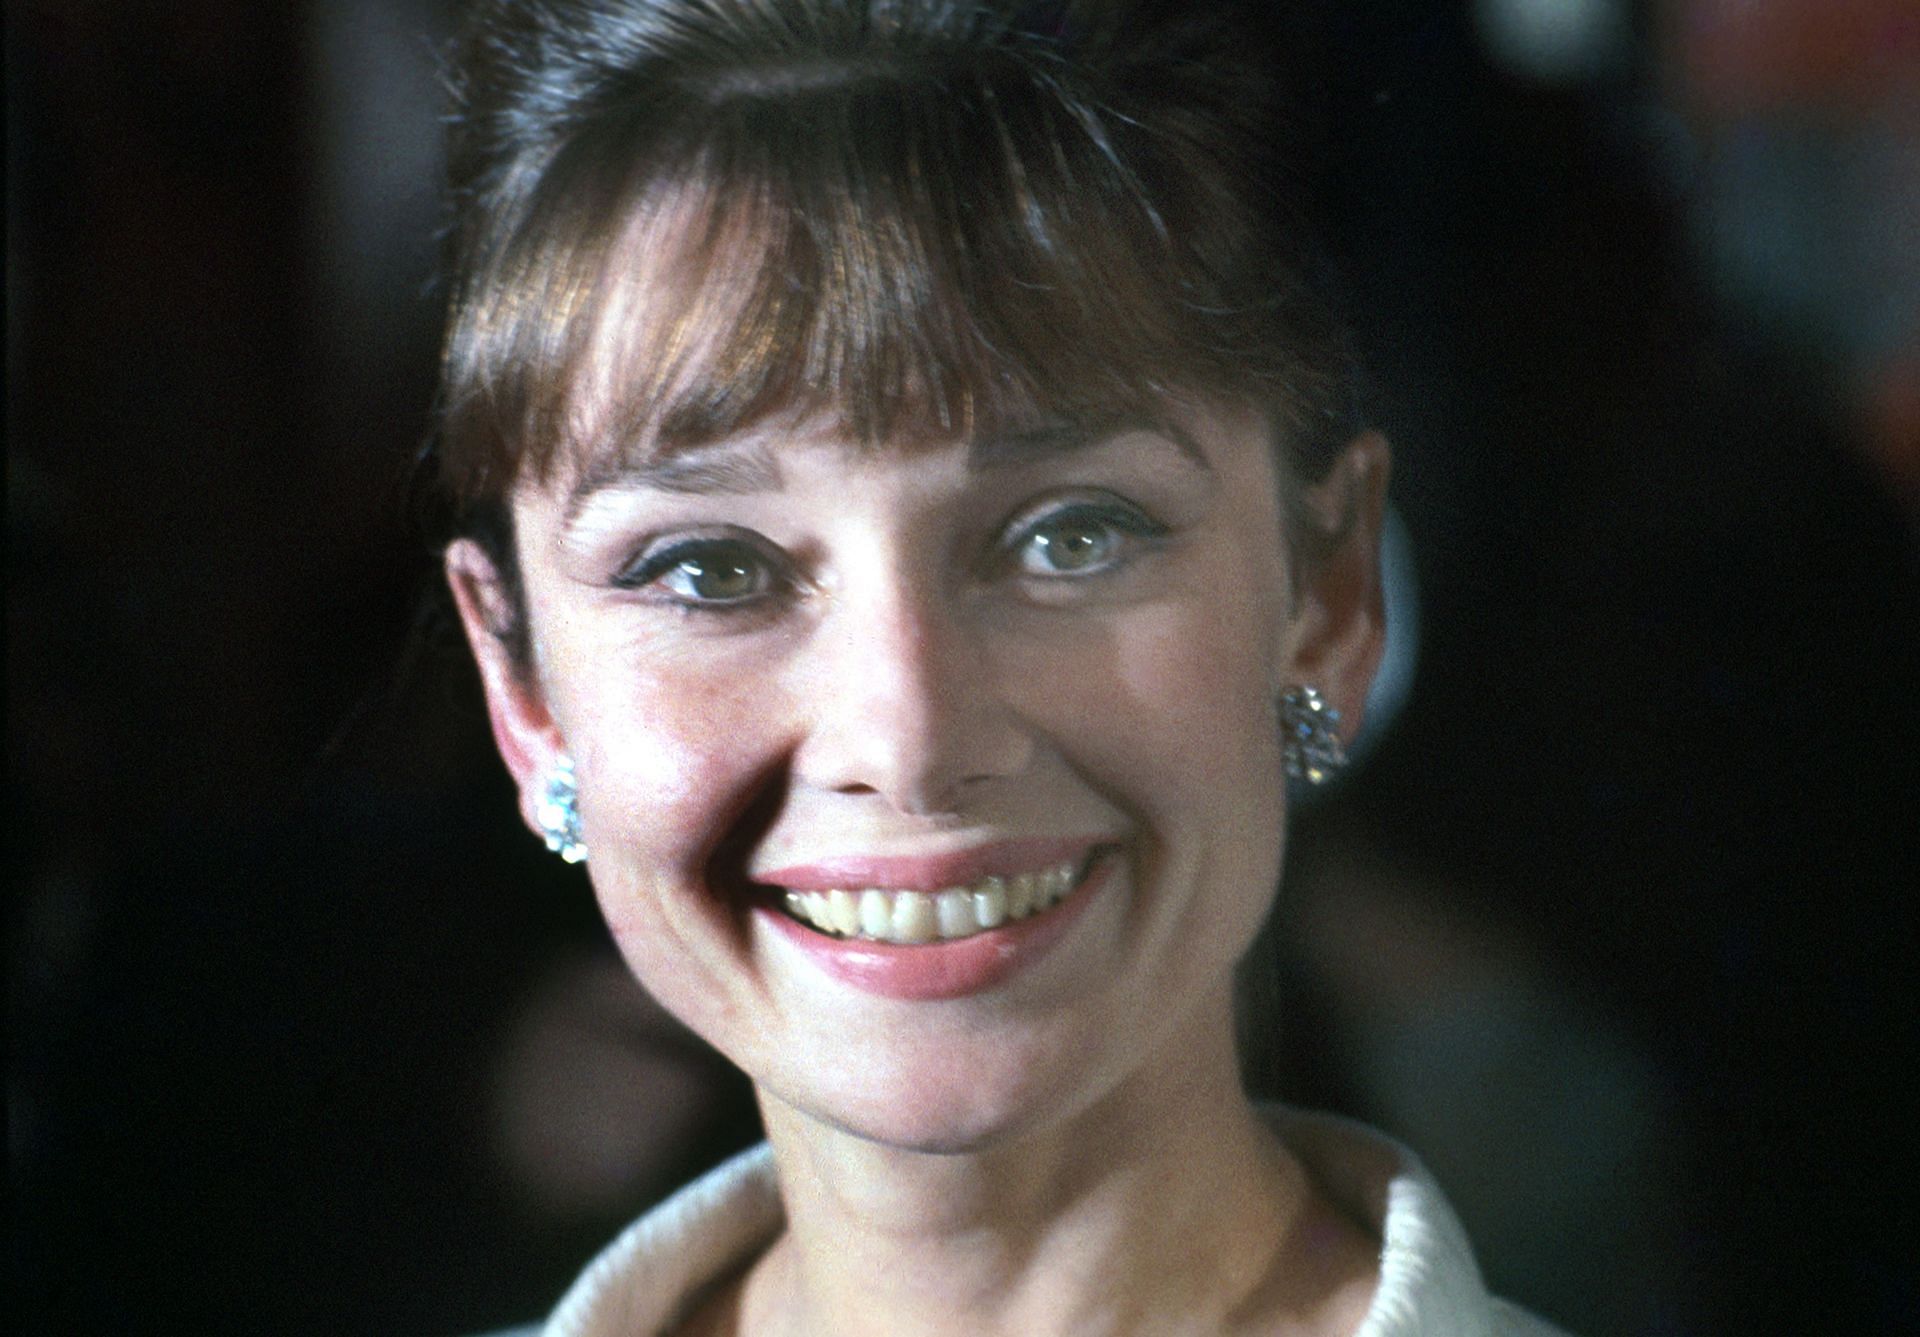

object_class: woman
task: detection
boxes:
[434,1,1568,1332]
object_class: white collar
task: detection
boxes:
[536,1106,1558,1336]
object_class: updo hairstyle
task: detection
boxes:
[431,0,1361,664]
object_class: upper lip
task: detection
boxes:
[753,836,1105,893]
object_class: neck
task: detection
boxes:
[741,989,1358,1337]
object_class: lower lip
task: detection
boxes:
[754,854,1112,1001]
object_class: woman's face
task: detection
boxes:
[452,403,1382,1152]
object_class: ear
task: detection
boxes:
[1281,431,1390,738]
[445,537,565,838]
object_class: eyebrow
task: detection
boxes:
[561,416,1211,523]
[562,442,784,525]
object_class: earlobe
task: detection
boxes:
[445,538,564,825]
[1281,431,1390,738]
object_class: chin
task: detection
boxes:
[760,1023,1092,1156]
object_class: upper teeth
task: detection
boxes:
[780,862,1080,944]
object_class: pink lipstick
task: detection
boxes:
[752,840,1112,1001]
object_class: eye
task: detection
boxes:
[1005,498,1167,579]
[615,535,783,609]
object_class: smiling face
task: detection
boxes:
[450,404,1384,1152]
[434,0,1388,1163]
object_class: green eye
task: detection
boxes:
[1009,500,1165,578]
[619,537,776,607]
[664,552,760,601]
[1022,515,1119,573]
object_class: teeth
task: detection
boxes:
[892,891,937,944]
[1006,871,1035,919]
[935,888,973,939]
[973,877,1008,928]
[779,860,1083,945]
[827,888,860,936]
[1042,865,1071,906]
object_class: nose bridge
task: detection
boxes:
[802,561,1026,811]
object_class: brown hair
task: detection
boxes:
[432,0,1359,652]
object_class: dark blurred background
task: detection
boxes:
[8,2,1917,1334]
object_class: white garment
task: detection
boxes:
[514,1107,1570,1337]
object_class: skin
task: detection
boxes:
[449,401,1390,1336]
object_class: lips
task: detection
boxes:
[752,841,1114,1000]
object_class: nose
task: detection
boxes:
[794,579,1032,814]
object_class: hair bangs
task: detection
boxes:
[443,52,1326,504]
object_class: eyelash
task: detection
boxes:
[612,534,788,612]
[612,496,1169,612]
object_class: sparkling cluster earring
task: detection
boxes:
[534,754,588,864]
[1281,685,1347,785]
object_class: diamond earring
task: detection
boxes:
[1281,685,1347,785]
[534,754,588,864]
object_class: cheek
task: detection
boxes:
[1135,611,1287,879]
[552,655,790,1043]
[1043,593,1288,932]
[546,644,791,918]
[1032,595,1285,806]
